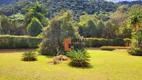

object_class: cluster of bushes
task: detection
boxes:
[0,35,41,49]
[85,38,131,47]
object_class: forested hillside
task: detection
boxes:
[120,0,142,6]
[0,0,118,19]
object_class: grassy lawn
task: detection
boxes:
[0,49,142,80]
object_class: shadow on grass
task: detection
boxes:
[67,63,94,69]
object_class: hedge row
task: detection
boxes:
[0,35,42,49]
[85,38,131,47]
[0,35,131,49]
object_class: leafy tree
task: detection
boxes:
[9,13,24,23]
[24,2,48,27]
[103,21,118,39]
[39,11,80,55]
[110,5,128,26]
[97,20,105,38]
[81,20,97,38]
[121,27,132,38]
[27,17,43,36]
[128,5,142,32]
[87,20,97,37]
[0,15,11,34]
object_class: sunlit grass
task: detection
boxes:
[0,49,142,80]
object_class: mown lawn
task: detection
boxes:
[0,49,142,80]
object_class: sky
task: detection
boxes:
[106,0,137,2]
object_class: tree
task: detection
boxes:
[121,27,132,38]
[128,5,142,32]
[27,17,43,36]
[97,20,105,38]
[39,11,80,55]
[0,15,11,34]
[103,21,118,39]
[87,20,97,37]
[24,2,48,27]
[110,5,128,24]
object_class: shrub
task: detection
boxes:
[0,35,41,49]
[128,30,142,56]
[22,51,38,61]
[128,47,142,56]
[100,46,116,51]
[27,17,43,36]
[67,50,90,68]
[86,38,131,47]
[0,35,130,49]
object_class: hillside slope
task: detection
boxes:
[0,0,118,19]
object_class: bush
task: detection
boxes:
[128,47,142,56]
[67,50,90,68]
[86,38,131,47]
[22,51,38,61]
[0,35,42,49]
[100,46,116,51]
[27,17,43,36]
[128,30,142,56]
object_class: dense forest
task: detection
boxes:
[0,0,119,19]
[0,0,142,38]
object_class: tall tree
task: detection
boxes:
[39,11,80,55]
[104,21,118,38]
[97,20,105,38]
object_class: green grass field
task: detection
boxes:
[0,49,142,80]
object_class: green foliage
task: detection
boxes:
[110,5,128,25]
[128,29,142,56]
[0,15,11,34]
[0,35,130,49]
[67,50,90,68]
[86,38,130,47]
[39,11,80,55]
[27,17,43,36]
[128,5,142,31]
[9,13,24,23]
[0,35,41,49]
[22,51,38,61]
[24,2,48,27]
[128,47,142,56]
[97,20,105,37]
[133,30,142,45]
[79,14,120,39]
[103,21,118,38]
[0,14,26,35]
[80,20,98,38]
[0,0,118,20]
[120,27,132,38]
